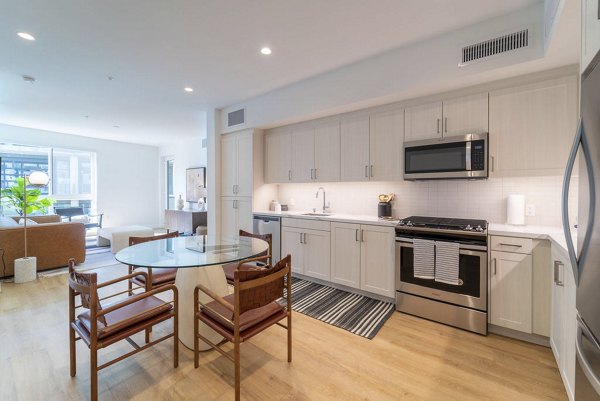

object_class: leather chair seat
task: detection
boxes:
[222,262,264,284]
[131,268,177,287]
[199,293,285,341]
[77,295,172,340]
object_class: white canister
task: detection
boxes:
[269,200,281,212]
[506,194,525,225]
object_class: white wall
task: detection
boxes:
[0,123,160,227]
[222,4,544,132]
[159,135,207,221]
[272,176,578,228]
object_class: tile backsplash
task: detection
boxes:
[268,175,578,227]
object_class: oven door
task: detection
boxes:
[395,238,487,311]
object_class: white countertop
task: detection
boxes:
[254,211,576,254]
[488,223,576,256]
[253,211,399,227]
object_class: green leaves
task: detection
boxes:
[0,176,55,216]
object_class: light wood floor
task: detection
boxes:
[0,265,567,401]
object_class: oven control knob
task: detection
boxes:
[398,220,405,226]
[465,225,472,231]
[406,221,413,227]
[475,225,483,232]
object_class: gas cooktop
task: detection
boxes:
[397,215,487,234]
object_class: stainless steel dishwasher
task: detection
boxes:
[252,214,281,263]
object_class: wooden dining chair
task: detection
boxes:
[128,231,179,294]
[222,230,272,285]
[68,259,178,401]
[194,254,292,401]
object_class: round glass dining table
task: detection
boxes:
[115,235,269,349]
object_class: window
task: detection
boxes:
[0,143,96,215]
[166,159,175,210]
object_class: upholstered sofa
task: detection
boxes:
[0,215,86,278]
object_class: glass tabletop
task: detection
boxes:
[115,235,269,268]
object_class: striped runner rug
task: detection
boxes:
[288,278,395,339]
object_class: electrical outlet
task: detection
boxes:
[525,204,536,217]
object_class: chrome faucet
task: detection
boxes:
[316,187,326,214]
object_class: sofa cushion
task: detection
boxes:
[18,218,39,226]
[0,216,19,227]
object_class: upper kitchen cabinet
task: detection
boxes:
[489,76,578,176]
[404,101,442,141]
[266,122,340,183]
[221,131,253,197]
[582,0,600,73]
[441,93,489,137]
[314,122,341,182]
[265,128,292,183]
[291,126,315,182]
[341,110,403,182]
[404,93,488,141]
[369,109,404,181]
[341,115,371,181]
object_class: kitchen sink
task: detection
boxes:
[301,212,332,216]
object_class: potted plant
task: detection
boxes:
[0,177,55,216]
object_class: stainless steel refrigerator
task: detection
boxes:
[563,52,600,400]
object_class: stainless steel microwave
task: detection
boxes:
[404,133,488,180]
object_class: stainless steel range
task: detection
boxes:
[395,216,488,335]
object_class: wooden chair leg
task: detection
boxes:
[69,326,76,377]
[234,340,241,401]
[91,348,98,401]
[145,328,151,344]
[174,313,179,368]
[194,313,199,368]
[288,313,292,363]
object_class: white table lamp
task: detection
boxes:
[14,171,50,283]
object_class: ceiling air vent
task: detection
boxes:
[227,108,245,128]
[461,29,529,65]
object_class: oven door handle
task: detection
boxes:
[395,237,487,252]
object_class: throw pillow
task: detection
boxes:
[18,218,39,226]
[0,216,19,227]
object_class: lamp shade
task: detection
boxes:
[28,171,49,186]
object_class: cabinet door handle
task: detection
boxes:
[314,168,317,180]
[302,233,307,244]
[554,260,564,286]
[365,165,369,178]
[492,258,497,275]
[355,229,359,242]
[299,232,303,244]
[437,118,440,134]
[361,229,365,242]
[289,170,292,181]
[499,243,522,248]
[444,117,448,133]
[370,165,373,178]
[491,156,495,173]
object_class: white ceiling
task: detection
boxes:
[0,0,566,146]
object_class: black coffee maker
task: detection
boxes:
[377,193,394,218]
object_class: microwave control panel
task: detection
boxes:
[471,140,485,171]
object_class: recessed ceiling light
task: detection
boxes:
[260,47,272,55]
[17,32,35,41]
[113,125,120,128]
[22,75,36,83]
[184,87,194,92]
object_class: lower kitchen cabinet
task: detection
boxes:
[220,197,252,238]
[281,219,331,281]
[331,222,395,297]
[490,248,533,333]
[550,245,576,401]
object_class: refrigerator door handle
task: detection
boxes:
[562,118,595,286]
[576,317,600,396]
